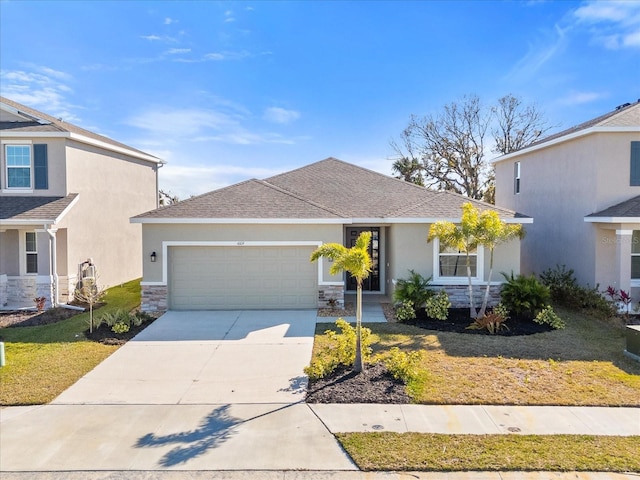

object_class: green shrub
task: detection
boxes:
[382,347,426,396]
[539,264,579,304]
[534,305,566,329]
[493,302,510,320]
[424,290,451,320]
[304,318,373,380]
[500,272,550,319]
[393,270,434,310]
[394,301,416,322]
[111,322,130,334]
[99,309,130,328]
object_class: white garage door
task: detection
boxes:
[169,246,318,310]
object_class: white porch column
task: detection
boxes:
[616,229,633,294]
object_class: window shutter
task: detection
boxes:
[631,142,640,186]
[34,144,48,190]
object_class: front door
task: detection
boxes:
[346,227,380,291]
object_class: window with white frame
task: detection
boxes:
[433,238,483,282]
[25,231,38,274]
[632,231,640,279]
[514,161,521,194]
[6,145,32,189]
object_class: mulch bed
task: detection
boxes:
[404,308,554,336]
[306,362,410,404]
[0,306,89,328]
[84,320,156,345]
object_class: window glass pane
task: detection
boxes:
[632,256,640,279]
[440,256,477,277]
[8,168,31,188]
[440,245,477,254]
[633,232,640,254]
[26,232,37,252]
[6,145,31,166]
[26,253,38,274]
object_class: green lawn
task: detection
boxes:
[314,307,640,406]
[0,279,142,405]
[338,433,640,472]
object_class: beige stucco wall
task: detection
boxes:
[59,140,158,289]
[140,223,345,284]
[0,230,19,274]
[495,132,640,286]
[0,137,67,196]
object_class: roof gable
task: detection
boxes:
[495,101,640,162]
[586,195,640,220]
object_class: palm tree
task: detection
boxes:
[475,209,524,317]
[311,232,372,373]
[428,203,480,319]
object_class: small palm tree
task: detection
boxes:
[475,209,524,317]
[311,232,372,373]
[428,203,480,319]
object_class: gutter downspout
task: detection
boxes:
[45,226,58,307]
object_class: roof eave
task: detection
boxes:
[0,131,162,164]
[585,216,640,223]
[131,215,533,224]
[492,126,640,164]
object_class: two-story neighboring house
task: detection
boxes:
[494,100,640,297]
[0,96,162,309]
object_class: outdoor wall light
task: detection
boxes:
[150,251,157,263]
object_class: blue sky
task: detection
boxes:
[1,0,639,199]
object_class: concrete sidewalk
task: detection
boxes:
[311,404,640,436]
[1,470,639,479]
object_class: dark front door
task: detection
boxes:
[346,227,380,291]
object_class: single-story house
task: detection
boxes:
[132,158,530,311]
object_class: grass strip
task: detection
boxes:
[0,279,141,405]
[337,433,640,472]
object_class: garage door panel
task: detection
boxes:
[169,246,318,310]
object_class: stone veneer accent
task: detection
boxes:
[318,284,345,308]
[438,284,503,309]
[4,276,53,308]
[141,284,168,312]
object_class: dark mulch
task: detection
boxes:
[84,317,157,345]
[0,305,96,328]
[306,362,410,404]
[404,308,554,336]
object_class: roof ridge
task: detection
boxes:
[257,179,347,217]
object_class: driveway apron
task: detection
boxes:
[0,310,356,471]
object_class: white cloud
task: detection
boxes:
[263,107,301,124]
[164,17,176,25]
[141,34,161,41]
[0,68,80,122]
[125,107,239,137]
[165,48,191,55]
[573,0,640,49]
[204,50,250,61]
[558,90,607,106]
[506,24,568,81]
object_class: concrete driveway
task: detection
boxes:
[1,310,357,471]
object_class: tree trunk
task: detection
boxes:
[353,282,365,373]
[478,248,494,318]
[466,252,477,318]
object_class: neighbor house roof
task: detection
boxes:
[0,96,162,164]
[494,100,640,163]
[0,194,79,225]
[585,195,640,223]
[133,158,529,224]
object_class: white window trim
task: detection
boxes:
[2,140,34,192]
[631,231,640,282]
[514,161,521,195]
[432,237,484,284]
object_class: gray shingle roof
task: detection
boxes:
[134,158,525,221]
[522,101,640,150]
[0,194,79,223]
[587,195,640,218]
[0,96,159,161]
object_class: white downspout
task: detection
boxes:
[45,226,58,307]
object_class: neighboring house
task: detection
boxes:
[132,158,529,312]
[0,97,162,309]
[494,100,640,297]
